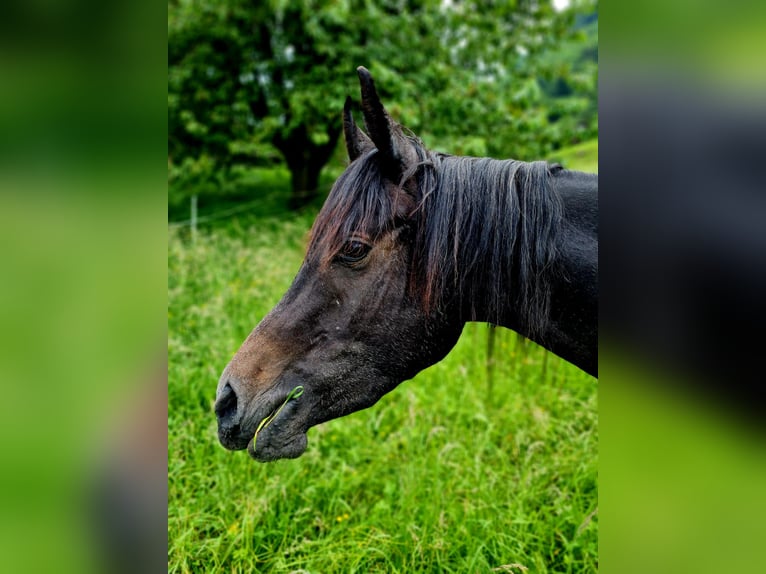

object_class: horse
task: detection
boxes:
[215,67,598,461]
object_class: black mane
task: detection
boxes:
[309,138,564,338]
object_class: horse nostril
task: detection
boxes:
[214,381,238,424]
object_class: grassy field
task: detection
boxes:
[168,144,598,573]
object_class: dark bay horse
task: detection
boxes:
[215,67,597,461]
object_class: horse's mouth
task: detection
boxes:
[245,398,309,462]
[247,429,308,461]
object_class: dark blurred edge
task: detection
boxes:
[599,1,766,572]
[600,68,766,420]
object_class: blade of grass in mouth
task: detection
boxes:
[252,385,304,448]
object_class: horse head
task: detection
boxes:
[214,67,464,461]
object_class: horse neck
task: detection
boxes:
[459,166,598,377]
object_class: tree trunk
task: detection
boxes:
[274,122,342,211]
[287,161,322,210]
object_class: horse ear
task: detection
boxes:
[356,66,416,180]
[343,96,374,162]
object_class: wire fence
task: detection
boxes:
[168,188,316,230]
[168,196,275,228]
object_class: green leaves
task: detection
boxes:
[168,0,598,207]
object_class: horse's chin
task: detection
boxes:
[247,429,308,462]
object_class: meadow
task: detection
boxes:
[168,144,598,573]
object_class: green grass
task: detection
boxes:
[168,141,598,573]
[549,139,599,174]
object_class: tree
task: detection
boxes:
[169,0,394,208]
[168,0,594,210]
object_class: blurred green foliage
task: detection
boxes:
[168,0,598,210]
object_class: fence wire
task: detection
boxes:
[168,189,310,228]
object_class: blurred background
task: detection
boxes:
[0,0,166,572]
[601,1,766,572]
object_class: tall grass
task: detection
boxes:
[168,144,598,573]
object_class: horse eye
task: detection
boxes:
[337,240,371,264]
